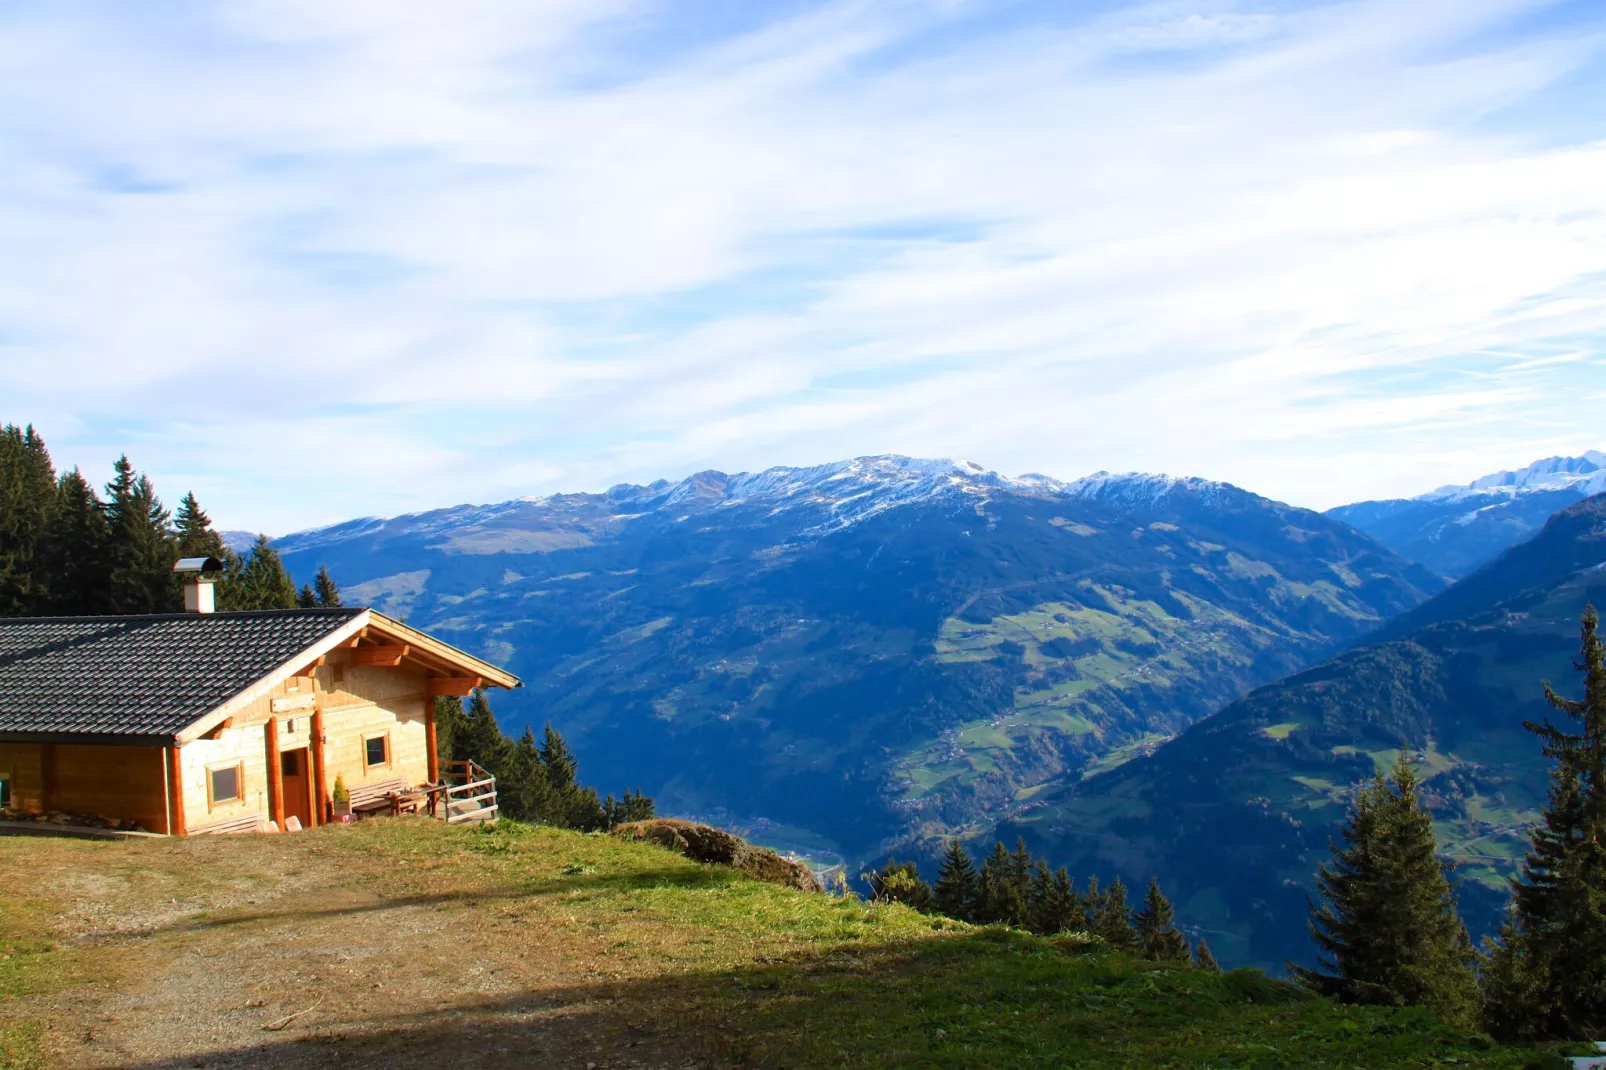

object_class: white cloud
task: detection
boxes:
[1,0,1604,530]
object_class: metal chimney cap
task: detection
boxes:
[173,556,224,576]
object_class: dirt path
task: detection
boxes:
[2,823,724,1069]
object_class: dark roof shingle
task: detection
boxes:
[0,609,364,743]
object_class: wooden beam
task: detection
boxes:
[265,718,284,832]
[426,676,480,698]
[352,644,409,667]
[202,716,234,741]
[310,703,328,827]
[425,700,439,784]
[167,745,186,837]
[293,656,326,677]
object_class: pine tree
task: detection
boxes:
[0,425,59,615]
[296,584,318,608]
[461,689,515,772]
[979,841,1027,926]
[44,468,111,614]
[538,723,578,795]
[313,565,341,607]
[228,535,298,610]
[933,840,980,922]
[1092,876,1138,950]
[102,457,177,614]
[1194,938,1221,972]
[173,492,225,559]
[1134,877,1191,962]
[1295,756,1479,1025]
[1482,606,1606,1040]
[1027,863,1081,936]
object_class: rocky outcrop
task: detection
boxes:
[613,818,823,893]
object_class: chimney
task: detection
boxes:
[173,557,223,613]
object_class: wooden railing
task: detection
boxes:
[437,759,498,825]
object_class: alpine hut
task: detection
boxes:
[0,557,520,836]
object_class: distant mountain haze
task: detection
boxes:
[1328,451,1606,579]
[1003,491,1606,971]
[276,455,1441,863]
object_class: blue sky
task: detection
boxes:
[3,0,1606,532]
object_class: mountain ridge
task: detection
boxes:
[1003,491,1606,970]
[275,453,1442,864]
[1329,450,1606,578]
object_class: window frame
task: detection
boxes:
[0,771,11,811]
[207,761,245,810]
[363,732,391,770]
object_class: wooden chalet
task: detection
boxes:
[0,561,520,836]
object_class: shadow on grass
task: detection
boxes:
[155,867,735,934]
[104,928,1522,1070]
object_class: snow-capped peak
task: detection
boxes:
[1062,471,1235,508]
[1419,451,1606,503]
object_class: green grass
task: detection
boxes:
[0,897,94,1070]
[0,820,1570,1068]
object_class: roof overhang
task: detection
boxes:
[0,731,174,748]
[174,609,522,745]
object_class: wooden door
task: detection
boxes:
[280,748,313,829]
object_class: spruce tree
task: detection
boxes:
[1027,863,1081,936]
[45,468,111,614]
[933,840,980,922]
[1092,876,1138,950]
[1482,606,1606,1040]
[1295,756,1479,1025]
[538,723,579,795]
[0,425,59,615]
[1194,938,1221,972]
[228,535,298,610]
[296,584,318,608]
[173,492,226,559]
[979,841,1027,926]
[1135,877,1191,962]
[103,457,177,614]
[461,689,515,773]
[313,565,341,607]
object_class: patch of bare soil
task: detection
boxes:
[3,827,715,1070]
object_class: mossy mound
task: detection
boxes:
[613,818,824,892]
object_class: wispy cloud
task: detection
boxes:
[2,0,1604,530]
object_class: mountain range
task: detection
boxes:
[276,456,1440,864]
[1002,490,1606,970]
[1329,451,1606,579]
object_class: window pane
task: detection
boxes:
[280,751,299,777]
[211,766,240,803]
[366,736,387,766]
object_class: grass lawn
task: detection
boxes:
[0,819,1572,1069]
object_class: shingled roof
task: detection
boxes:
[0,609,365,744]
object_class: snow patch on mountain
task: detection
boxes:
[277,455,1251,551]
[1420,452,1606,503]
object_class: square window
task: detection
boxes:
[280,751,300,777]
[210,765,241,806]
[365,736,388,768]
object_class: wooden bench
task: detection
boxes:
[347,778,421,817]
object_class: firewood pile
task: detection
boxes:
[0,807,149,832]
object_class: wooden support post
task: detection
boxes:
[425,698,439,784]
[40,743,57,812]
[167,745,186,836]
[310,703,328,827]
[265,717,285,831]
